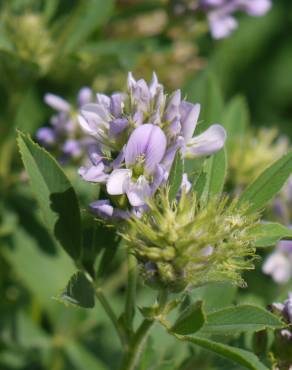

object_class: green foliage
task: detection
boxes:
[171,300,205,335]
[56,0,114,54]
[1,2,292,369]
[59,271,95,309]
[250,222,292,247]
[222,95,249,153]
[181,336,269,370]
[202,148,227,202]
[238,151,292,213]
[17,131,82,261]
[168,151,183,201]
[185,71,224,133]
[199,304,284,335]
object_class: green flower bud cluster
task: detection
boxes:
[3,13,53,71]
[121,189,259,292]
[229,128,288,188]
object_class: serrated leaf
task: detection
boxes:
[17,131,81,260]
[202,148,227,202]
[181,335,268,370]
[59,271,95,309]
[168,152,183,201]
[238,151,292,213]
[249,222,292,247]
[199,304,284,335]
[171,300,205,335]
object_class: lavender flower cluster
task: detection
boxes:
[77,73,226,219]
[199,0,272,39]
[36,87,94,163]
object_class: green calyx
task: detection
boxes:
[121,189,260,292]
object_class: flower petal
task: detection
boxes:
[112,147,125,169]
[110,93,125,117]
[79,103,110,137]
[242,0,271,16]
[44,93,71,112]
[149,72,159,98]
[164,90,181,122]
[125,124,167,174]
[62,140,82,157]
[106,169,131,195]
[109,118,128,138]
[96,93,110,108]
[90,200,114,218]
[36,127,56,146]
[79,163,108,183]
[126,176,151,206]
[208,13,238,39]
[186,124,226,157]
[180,102,200,141]
[78,87,92,107]
[127,72,136,90]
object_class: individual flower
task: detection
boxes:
[262,240,292,284]
[36,87,94,164]
[198,0,272,39]
[121,189,259,292]
[78,73,226,216]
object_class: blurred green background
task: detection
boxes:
[1,0,292,369]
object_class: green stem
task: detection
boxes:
[95,288,126,348]
[120,290,169,370]
[119,318,155,370]
[125,253,137,332]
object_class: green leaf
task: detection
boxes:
[202,148,227,202]
[56,0,114,54]
[192,170,207,200]
[222,95,249,151]
[184,71,224,133]
[59,271,95,309]
[238,151,292,213]
[181,335,269,370]
[199,304,284,335]
[190,282,237,312]
[168,152,183,201]
[171,300,205,335]
[65,341,107,370]
[17,131,82,260]
[3,227,75,309]
[249,222,292,247]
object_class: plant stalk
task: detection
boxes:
[119,318,155,370]
[95,288,127,348]
[120,290,169,370]
[125,253,137,332]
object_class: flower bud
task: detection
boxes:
[121,189,259,292]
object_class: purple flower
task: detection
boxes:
[36,127,56,147]
[199,0,272,39]
[272,293,292,328]
[262,240,292,284]
[36,87,94,163]
[106,124,167,206]
[78,73,226,217]
[44,93,71,113]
